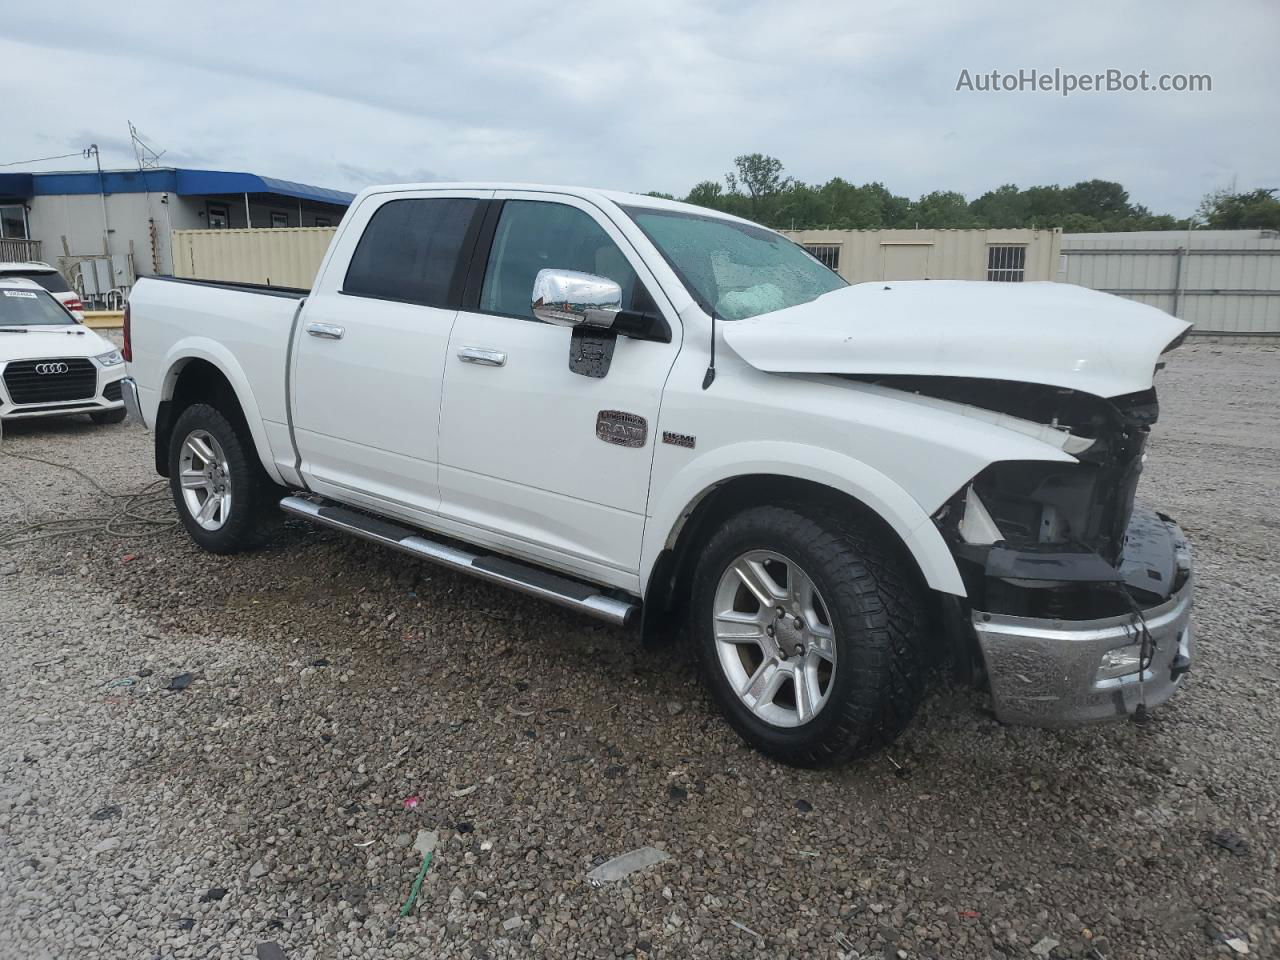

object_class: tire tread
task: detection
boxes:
[693,502,930,767]
[167,403,280,554]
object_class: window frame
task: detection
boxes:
[0,203,30,240]
[802,243,841,272]
[337,195,488,311]
[987,244,1027,282]
[270,211,289,228]
[463,195,662,326]
[206,204,230,229]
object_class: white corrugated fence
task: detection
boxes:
[1060,230,1280,335]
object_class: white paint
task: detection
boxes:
[126,183,1173,607]
[724,279,1190,399]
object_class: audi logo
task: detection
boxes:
[35,362,70,375]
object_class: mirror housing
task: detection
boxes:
[532,269,622,329]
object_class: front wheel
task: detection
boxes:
[693,504,929,767]
[167,403,279,554]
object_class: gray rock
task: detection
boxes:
[1031,936,1059,956]
[586,846,671,883]
[90,837,122,855]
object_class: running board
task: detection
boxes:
[278,496,638,627]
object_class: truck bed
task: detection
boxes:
[126,275,307,483]
[150,275,310,299]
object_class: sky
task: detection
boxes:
[2,0,1276,217]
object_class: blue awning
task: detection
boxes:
[0,173,35,199]
[173,170,354,206]
[10,168,353,207]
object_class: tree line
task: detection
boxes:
[645,154,1280,233]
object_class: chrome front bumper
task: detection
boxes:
[973,530,1194,727]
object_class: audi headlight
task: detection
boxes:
[95,349,124,367]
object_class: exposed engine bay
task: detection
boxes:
[855,373,1191,620]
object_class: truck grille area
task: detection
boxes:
[3,358,97,405]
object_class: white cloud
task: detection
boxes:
[2,0,1275,215]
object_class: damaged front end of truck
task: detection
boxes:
[922,375,1194,726]
[722,279,1197,726]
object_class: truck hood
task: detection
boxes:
[0,325,111,364]
[723,280,1191,398]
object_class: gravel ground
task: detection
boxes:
[1,341,1277,960]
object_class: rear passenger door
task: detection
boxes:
[292,190,490,520]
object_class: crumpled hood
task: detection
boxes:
[723,280,1191,398]
[0,326,111,364]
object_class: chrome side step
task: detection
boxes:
[279,495,639,627]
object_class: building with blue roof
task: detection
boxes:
[0,167,353,289]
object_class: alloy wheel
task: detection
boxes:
[712,550,837,728]
[178,429,232,531]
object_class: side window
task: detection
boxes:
[344,197,482,307]
[480,201,644,319]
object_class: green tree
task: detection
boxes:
[725,153,793,220]
[653,154,1192,232]
[910,190,977,228]
[685,180,729,212]
[1197,188,1280,229]
[1065,180,1133,221]
[969,184,1028,227]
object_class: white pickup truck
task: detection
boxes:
[122,183,1194,766]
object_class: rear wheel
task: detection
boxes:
[168,403,279,553]
[693,503,929,766]
[90,408,127,425]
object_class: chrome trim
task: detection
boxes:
[121,377,145,427]
[279,495,639,627]
[305,321,344,340]
[974,572,1194,727]
[456,346,507,367]
[283,298,308,481]
[531,269,622,329]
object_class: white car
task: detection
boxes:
[0,277,127,424]
[0,261,86,321]
[121,183,1194,766]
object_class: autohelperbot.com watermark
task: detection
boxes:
[955,68,1211,97]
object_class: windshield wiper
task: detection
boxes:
[0,327,30,333]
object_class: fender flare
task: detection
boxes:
[641,441,967,598]
[160,337,285,486]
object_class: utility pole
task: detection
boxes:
[85,144,110,257]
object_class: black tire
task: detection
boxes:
[90,408,127,425]
[167,403,280,554]
[692,503,929,767]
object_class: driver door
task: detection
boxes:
[437,192,680,588]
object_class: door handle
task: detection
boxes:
[306,322,345,340]
[457,346,507,367]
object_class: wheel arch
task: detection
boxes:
[640,446,967,643]
[154,342,282,485]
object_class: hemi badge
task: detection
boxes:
[662,431,695,449]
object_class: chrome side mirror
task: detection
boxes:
[532,269,622,329]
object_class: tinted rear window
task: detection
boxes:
[3,270,71,294]
[343,198,482,307]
